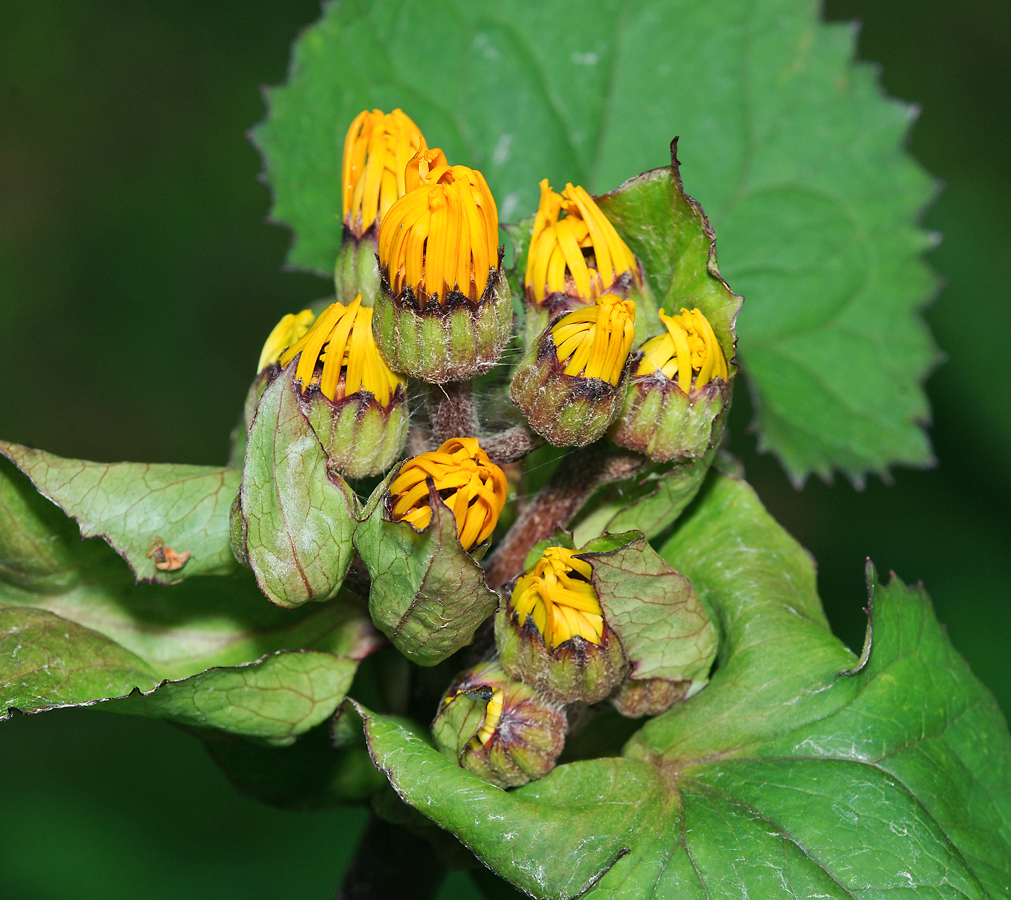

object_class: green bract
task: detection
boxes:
[1,1,1003,898]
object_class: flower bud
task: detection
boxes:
[431,661,566,789]
[521,179,644,343]
[388,437,507,553]
[496,546,627,703]
[373,156,511,382]
[335,109,429,306]
[355,438,506,665]
[277,295,409,479]
[610,306,732,461]
[497,534,718,711]
[510,293,636,447]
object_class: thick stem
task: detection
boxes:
[426,380,479,443]
[484,446,646,590]
[335,814,446,900]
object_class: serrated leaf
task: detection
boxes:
[363,473,1011,898]
[239,366,356,609]
[0,440,239,584]
[255,0,935,482]
[355,470,498,666]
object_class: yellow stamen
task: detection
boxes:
[524,179,639,304]
[342,109,427,237]
[511,547,604,650]
[257,310,315,373]
[636,307,728,393]
[549,293,636,386]
[389,437,507,550]
[378,155,498,308]
[278,295,404,405]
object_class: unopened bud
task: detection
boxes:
[431,661,566,789]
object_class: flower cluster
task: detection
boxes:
[238,105,734,791]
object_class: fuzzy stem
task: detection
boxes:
[334,814,445,900]
[482,424,544,465]
[484,446,646,590]
[426,380,479,444]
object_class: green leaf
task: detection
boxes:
[1,453,381,680]
[0,456,381,739]
[355,470,498,666]
[239,366,357,609]
[1,606,158,718]
[102,650,357,747]
[582,533,716,690]
[255,0,935,482]
[362,473,1011,898]
[0,441,239,584]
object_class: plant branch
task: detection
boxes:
[483,445,645,590]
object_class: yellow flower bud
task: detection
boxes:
[550,292,637,386]
[378,157,499,308]
[342,109,427,237]
[637,307,728,394]
[256,310,315,373]
[389,437,507,551]
[511,547,604,650]
[524,179,639,305]
[278,295,404,406]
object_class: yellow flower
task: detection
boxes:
[511,547,604,650]
[257,310,315,373]
[278,294,404,405]
[637,307,728,393]
[389,437,507,550]
[550,292,636,386]
[378,156,499,308]
[342,109,427,238]
[524,180,639,304]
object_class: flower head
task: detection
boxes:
[550,292,636,385]
[378,157,499,308]
[257,310,315,373]
[389,437,507,550]
[511,547,603,650]
[525,180,639,305]
[637,307,728,394]
[342,109,427,238]
[278,295,403,406]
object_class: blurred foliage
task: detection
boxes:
[1,1,1008,899]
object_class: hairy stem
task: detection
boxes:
[426,380,479,444]
[334,814,445,900]
[484,446,646,590]
[482,423,544,465]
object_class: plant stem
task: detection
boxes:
[482,424,543,464]
[426,380,479,443]
[334,814,446,900]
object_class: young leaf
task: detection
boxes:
[254,0,935,483]
[0,441,239,584]
[362,474,1011,897]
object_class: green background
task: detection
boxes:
[1,1,1008,898]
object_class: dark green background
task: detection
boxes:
[1,2,1008,898]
